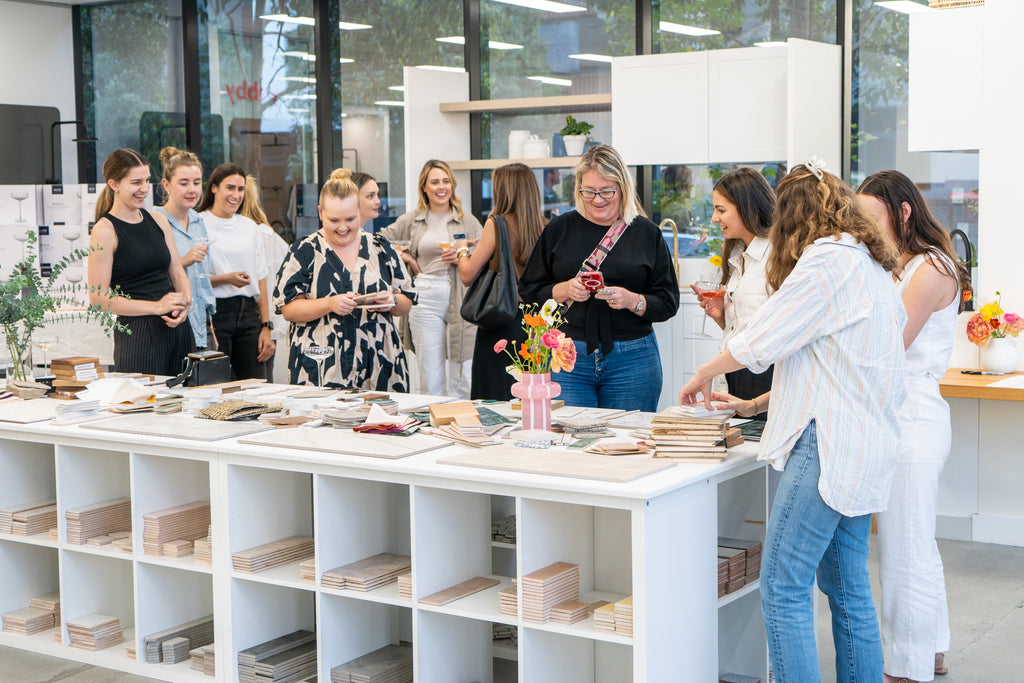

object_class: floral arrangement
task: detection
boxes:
[966,291,1024,347]
[493,299,576,377]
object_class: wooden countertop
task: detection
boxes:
[940,368,1024,402]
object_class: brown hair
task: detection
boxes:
[319,168,359,206]
[573,144,645,224]
[239,175,269,225]
[95,148,149,221]
[196,162,246,213]
[713,167,776,286]
[159,146,202,181]
[351,172,376,191]
[490,163,546,271]
[858,169,971,311]
[415,159,464,220]
[766,164,900,291]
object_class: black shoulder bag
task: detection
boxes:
[460,214,518,327]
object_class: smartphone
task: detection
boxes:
[580,271,604,292]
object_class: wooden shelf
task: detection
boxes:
[439,93,611,114]
[448,157,581,171]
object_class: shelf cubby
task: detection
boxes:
[134,563,214,666]
[56,445,130,552]
[60,550,134,654]
[319,593,411,678]
[314,475,409,601]
[0,540,59,630]
[521,627,632,683]
[718,467,767,544]
[0,439,55,546]
[131,453,211,564]
[229,579,315,683]
[415,611,491,683]
[227,465,312,586]
[489,495,516,580]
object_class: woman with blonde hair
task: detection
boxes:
[381,159,482,397]
[155,146,216,350]
[519,144,679,410]
[680,162,907,682]
[455,163,546,399]
[275,168,416,390]
[88,148,194,375]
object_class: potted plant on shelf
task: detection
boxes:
[1,230,125,383]
[559,116,594,157]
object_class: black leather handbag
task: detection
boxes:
[165,350,232,388]
[460,214,519,327]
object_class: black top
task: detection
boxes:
[519,210,679,354]
[106,210,174,301]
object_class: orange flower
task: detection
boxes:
[966,312,992,347]
[518,342,531,359]
[523,312,546,328]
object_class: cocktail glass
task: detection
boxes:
[304,344,332,389]
[692,281,726,337]
[11,192,29,223]
[33,335,58,368]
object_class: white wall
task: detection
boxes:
[0,0,78,183]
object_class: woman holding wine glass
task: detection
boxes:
[155,146,217,350]
[694,167,776,419]
[87,148,194,375]
[276,168,416,391]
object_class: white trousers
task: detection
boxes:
[876,376,951,682]
[408,274,471,398]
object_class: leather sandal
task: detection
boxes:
[935,652,948,676]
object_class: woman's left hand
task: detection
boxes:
[440,245,458,265]
[595,286,640,311]
[257,328,275,362]
[161,306,189,328]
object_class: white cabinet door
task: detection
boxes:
[708,46,787,163]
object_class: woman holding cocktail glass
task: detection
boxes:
[694,167,776,419]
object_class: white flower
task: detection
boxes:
[506,366,522,381]
[540,299,558,325]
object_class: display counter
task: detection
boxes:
[938,368,1024,546]
[0,393,768,682]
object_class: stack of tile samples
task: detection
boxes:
[231,536,314,574]
[113,533,133,554]
[320,553,410,592]
[142,500,211,556]
[498,585,517,617]
[194,526,213,565]
[647,408,732,461]
[613,597,633,636]
[162,540,192,558]
[718,547,746,595]
[237,629,316,683]
[491,515,516,544]
[160,636,191,664]
[66,614,123,651]
[521,562,579,624]
[492,623,517,649]
[329,643,413,683]
[0,498,56,534]
[396,572,411,599]
[65,497,131,545]
[10,502,57,536]
[719,537,762,587]
[550,599,608,626]
[717,557,730,598]
[190,644,215,677]
[2,591,60,635]
[300,557,316,583]
[593,602,616,633]
[143,614,214,663]
[50,356,102,394]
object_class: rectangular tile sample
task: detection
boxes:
[239,428,453,460]
[439,446,675,483]
[80,413,273,441]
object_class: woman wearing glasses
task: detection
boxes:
[520,145,679,411]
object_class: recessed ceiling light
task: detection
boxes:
[568,53,614,63]
[489,0,586,13]
[753,41,788,47]
[279,93,317,100]
[415,65,466,73]
[282,51,316,61]
[284,76,317,83]
[875,1,931,14]
[659,21,721,37]
[339,58,355,64]
[375,100,405,107]
[338,21,372,30]
[389,86,405,92]
[527,76,573,87]
[435,36,523,50]
[260,14,314,26]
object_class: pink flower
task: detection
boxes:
[966,312,992,347]
[493,339,508,353]
[541,329,564,350]
[1004,313,1024,337]
[551,337,577,373]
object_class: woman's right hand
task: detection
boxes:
[326,293,358,316]
[554,276,592,304]
[181,243,208,267]
[400,251,421,276]
[702,391,758,417]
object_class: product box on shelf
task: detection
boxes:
[0,225,39,280]
[0,185,40,226]
[81,184,101,230]
[41,185,81,227]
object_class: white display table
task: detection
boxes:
[0,396,768,682]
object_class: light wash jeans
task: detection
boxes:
[556,333,662,412]
[408,273,471,398]
[762,421,882,683]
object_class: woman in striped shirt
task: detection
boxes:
[680,162,907,683]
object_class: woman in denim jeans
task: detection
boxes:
[680,162,907,682]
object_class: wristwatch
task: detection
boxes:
[633,295,645,313]
[261,321,273,330]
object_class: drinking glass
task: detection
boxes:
[13,232,30,259]
[390,240,410,253]
[11,192,29,223]
[692,281,726,337]
[303,344,332,389]
[33,335,58,368]
[63,229,82,254]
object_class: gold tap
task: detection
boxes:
[659,218,679,279]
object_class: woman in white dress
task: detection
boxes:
[859,169,971,683]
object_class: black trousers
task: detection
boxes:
[113,314,194,377]
[212,295,265,380]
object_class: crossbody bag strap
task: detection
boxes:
[577,217,628,276]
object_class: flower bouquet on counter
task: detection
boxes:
[966,291,1024,347]
[493,299,576,378]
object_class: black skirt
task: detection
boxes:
[470,318,528,400]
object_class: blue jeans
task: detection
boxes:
[762,421,882,683]
[556,333,662,412]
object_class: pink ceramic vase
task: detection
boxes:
[510,372,561,431]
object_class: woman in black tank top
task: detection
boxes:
[87,148,195,375]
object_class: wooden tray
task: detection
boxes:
[238,427,453,459]
[438,446,675,483]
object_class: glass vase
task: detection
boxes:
[511,372,561,431]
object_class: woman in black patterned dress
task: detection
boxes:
[274,169,417,390]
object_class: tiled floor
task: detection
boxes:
[1,538,1021,682]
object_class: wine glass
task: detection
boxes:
[33,335,58,369]
[13,232,30,259]
[303,344,332,389]
[11,192,29,223]
[391,239,410,253]
[692,281,727,337]
[63,229,82,255]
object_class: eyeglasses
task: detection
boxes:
[578,188,618,200]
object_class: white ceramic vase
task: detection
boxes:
[980,336,1019,374]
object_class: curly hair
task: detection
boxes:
[766,164,900,291]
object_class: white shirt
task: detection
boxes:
[727,234,907,516]
[200,211,268,299]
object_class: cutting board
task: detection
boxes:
[438,446,675,483]
[80,413,274,441]
[238,427,453,460]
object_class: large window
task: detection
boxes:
[653,0,836,52]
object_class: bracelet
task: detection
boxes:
[750,397,759,415]
[456,246,470,259]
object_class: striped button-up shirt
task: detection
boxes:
[728,234,907,516]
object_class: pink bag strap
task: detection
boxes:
[577,218,628,276]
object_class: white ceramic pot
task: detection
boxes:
[980,336,1019,374]
[508,130,531,159]
[521,136,550,158]
[563,135,588,156]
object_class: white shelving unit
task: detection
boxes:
[0,402,768,682]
